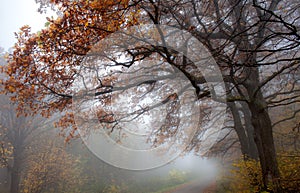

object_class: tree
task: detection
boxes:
[0,49,52,193]
[1,0,300,192]
[21,139,85,193]
[126,1,299,191]
[0,93,52,193]
[0,96,25,193]
[1,0,137,135]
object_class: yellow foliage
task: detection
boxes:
[103,183,128,193]
[21,140,85,193]
[277,152,300,192]
[229,158,263,193]
[227,152,300,192]
[0,125,14,168]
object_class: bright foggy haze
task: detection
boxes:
[0,0,55,50]
[129,153,219,183]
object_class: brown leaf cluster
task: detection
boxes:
[1,0,138,140]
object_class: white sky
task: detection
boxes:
[0,0,56,51]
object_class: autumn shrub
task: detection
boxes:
[277,152,300,192]
[168,169,187,184]
[228,158,263,193]
[227,151,300,193]
[21,141,85,193]
[102,184,122,193]
[102,179,129,193]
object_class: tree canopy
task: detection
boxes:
[1,0,300,192]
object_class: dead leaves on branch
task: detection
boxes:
[1,0,139,140]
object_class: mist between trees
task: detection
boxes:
[1,0,300,192]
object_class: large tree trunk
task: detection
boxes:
[240,102,258,160]
[228,102,258,159]
[9,135,24,193]
[10,149,21,193]
[245,67,282,192]
[248,98,282,192]
[10,169,20,193]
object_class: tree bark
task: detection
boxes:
[240,102,258,160]
[10,149,21,193]
[245,67,282,192]
[248,98,282,192]
[228,102,258,159]
[10,155,20,193]
[9,136,24,193]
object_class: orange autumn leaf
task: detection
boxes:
[1,0,137,142]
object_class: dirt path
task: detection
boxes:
[165,180,216,193]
